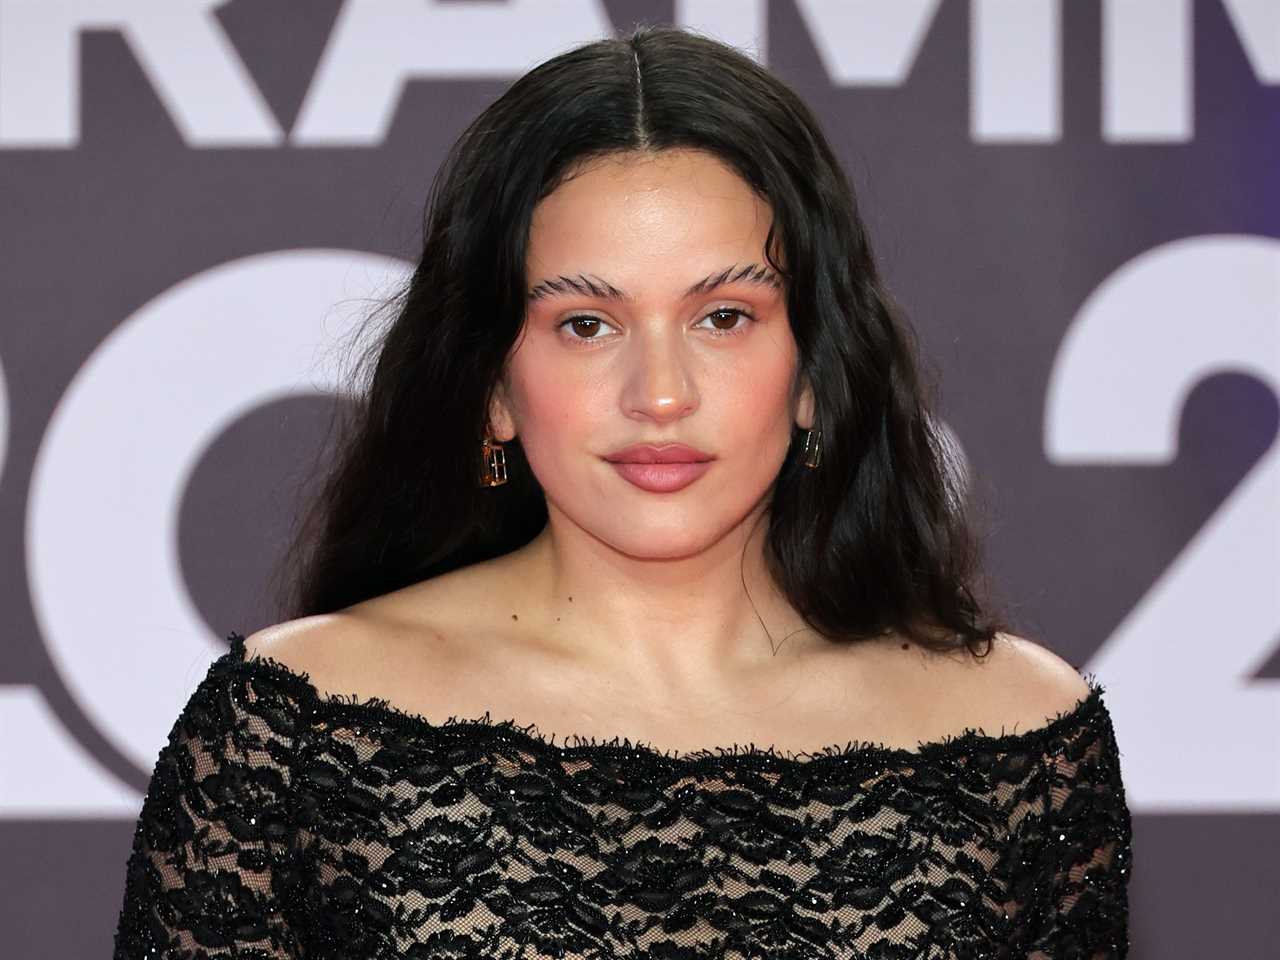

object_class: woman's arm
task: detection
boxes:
[1008,695,1134,959]
[112,652,307,959]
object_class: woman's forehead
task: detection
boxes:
[532,151,767,234]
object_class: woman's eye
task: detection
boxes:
[557,308,754,344]
[559,316,615,341]
[694,308,754,336]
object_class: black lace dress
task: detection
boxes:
[113,630,1132,959]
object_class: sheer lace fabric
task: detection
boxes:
[113,631,1132,958]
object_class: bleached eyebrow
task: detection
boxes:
[525,262,783,304]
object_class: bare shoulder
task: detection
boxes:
[240,603,454,701]
[965,631,1095,734]
[242,613,355,664]
[236,556,530,710]
[871,628,1094,740]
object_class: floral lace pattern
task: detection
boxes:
[113,630,1132,958]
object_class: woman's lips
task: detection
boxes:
[608,459,712,493]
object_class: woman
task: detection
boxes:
[114,23,1132,959]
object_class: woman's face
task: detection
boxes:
[492,148,814,559]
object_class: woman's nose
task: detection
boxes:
[620,334,699,422]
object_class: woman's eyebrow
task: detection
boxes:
[526,262,783,303]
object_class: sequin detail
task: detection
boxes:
[112,630,1133,958]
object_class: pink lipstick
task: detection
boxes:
[603,443,714,493]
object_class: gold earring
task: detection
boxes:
[801,428,822,468]
[480,437,508,487]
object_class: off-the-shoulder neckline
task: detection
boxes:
[222,629,1109,773]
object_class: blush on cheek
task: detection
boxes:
[727,362,793,422]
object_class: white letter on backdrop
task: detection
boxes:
[972,0,1061,141]
[292,0,612,146]
[0,0,279,147]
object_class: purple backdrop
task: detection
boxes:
[1,1,1276,955]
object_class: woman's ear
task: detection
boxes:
[795,370,816,431]
[487,380,518,442]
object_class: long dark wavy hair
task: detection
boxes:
[271,23,1011,658]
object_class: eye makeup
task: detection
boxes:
[556,307,757,346]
